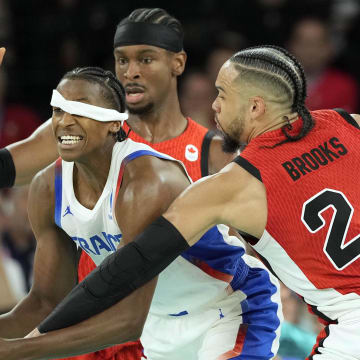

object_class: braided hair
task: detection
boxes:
[61,67,128,141]
[230,45,314,146]
[118,8,184,41]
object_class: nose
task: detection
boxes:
[59,111,76,126]
[212,98,219,113]
[124,61,140,80]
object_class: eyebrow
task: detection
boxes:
[73,97,89,102]
[114,48,159,56]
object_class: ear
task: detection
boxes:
[171,51,187,76]
[249,96,266,119]
[109,121,121,134]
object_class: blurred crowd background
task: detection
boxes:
[1,0,359,358]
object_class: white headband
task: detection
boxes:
[50,90,128,122]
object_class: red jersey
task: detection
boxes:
[235,109,360,323]
[123,117,212,181]
[69,118,214,360]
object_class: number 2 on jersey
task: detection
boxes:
[302,188,360,270]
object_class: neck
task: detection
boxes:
[74,140,114,199]
[248,109,299,142]
[127,91,187,143]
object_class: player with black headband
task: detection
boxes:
[24,45,360,360]
[76,9,240,359]
[0,9,232,210]
[0,64,282,360]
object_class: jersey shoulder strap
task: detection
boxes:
[232,155,262,182]
[333,108,360,129]
[200,130,216,177]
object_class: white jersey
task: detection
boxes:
[54,139,246,315]
[54,138,281,359]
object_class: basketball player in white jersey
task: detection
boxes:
[0,66,281,359]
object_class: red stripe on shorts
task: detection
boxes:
[217,323,248,359]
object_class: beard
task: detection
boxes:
[215,116,245,153]
[127,102,154,115]
[220,131,242,153]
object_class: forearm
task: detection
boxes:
[7,327,120,360]
[11,314,135,360]
[8,280,157,360]
[7,119,57,186]
[0,295,55,338]
[38,216,188,333]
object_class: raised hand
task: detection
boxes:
[0,48,6,66]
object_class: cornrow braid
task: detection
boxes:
[118,8,184,40]
[230,45,314,146]
[62,67,128,142]
[259,45,314,145]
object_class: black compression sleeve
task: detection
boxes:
[0,148,15,188]
[38,215,189,333]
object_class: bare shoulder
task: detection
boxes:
[124,155,190,188]
[115,155,191,241]
[208,134,237,174]
[164,161,267,242]
[350,114,360,126]
[193,161,265,205]
[219,162,267,238]
[119,155,190,212]
[28,163,56,228]
[29,162,55,197]
[188,161,266,237]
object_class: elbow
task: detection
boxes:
[125,316,146,342]
[110,314,146,344]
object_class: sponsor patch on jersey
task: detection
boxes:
[185,144,198,162]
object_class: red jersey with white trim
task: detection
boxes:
[237,109,360,322]
[123,117,209,181]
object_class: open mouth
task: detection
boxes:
[58,135,84,145]
[125,86,145,104]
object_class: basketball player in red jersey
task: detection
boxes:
[30,45,360,360]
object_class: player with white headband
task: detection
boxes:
[50,89,129,123]
[0,65,281,360]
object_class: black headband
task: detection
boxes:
[114,22,183,53]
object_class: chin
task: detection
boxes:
[57,148,79,163]
[128,102,154,115]
[59,154,77,163]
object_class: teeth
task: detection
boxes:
[59,135,83,145]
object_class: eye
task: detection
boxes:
[116,58,127,65]
[215,89,224,100]
[52,107,63,114]
[141,57,153,64]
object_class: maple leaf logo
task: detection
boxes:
[185,144,198,162]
